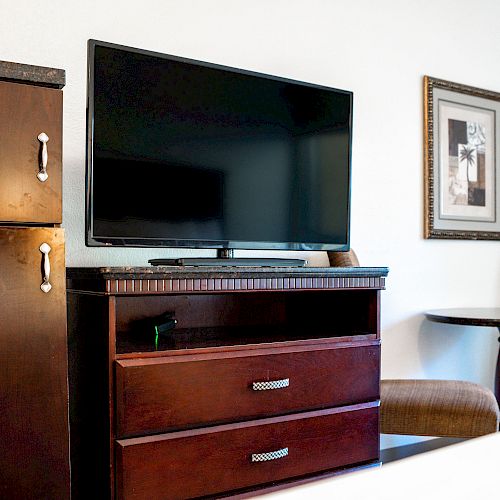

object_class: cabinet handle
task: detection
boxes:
[251,447,288,463]
[39,243,52,293]
[252,378,289,391]
[37,132,49,182]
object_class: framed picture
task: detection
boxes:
[424,76,500,240]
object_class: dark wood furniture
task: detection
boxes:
[67,266,387,499]
[425,308,500,403]
[0,62,69,498]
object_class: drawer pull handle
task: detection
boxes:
[251,447,288,463]
[37,132,49,182]
[252,378,289,391]
[39,243,52,293]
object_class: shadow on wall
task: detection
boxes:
[381,314,426,378]
[417,319,497,390]
[381,314,497,389]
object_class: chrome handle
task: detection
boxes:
[251,447,288,463]
[37,132,49,182]
[39,243,52,293]
[252,378,289,391]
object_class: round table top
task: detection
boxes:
[425,308,500,328]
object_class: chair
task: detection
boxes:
[381,379,499,437]
[327,250,500,438]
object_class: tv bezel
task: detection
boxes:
[86,39,353,251]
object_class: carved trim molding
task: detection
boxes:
[104,276,386,295]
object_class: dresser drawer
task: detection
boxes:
[115,343,380,437]
[0,81,62,224]
[116,403,379,500]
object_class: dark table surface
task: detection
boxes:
[425,308,500,328]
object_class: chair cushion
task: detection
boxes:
[381,379,499,438]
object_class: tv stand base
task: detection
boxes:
[148,257,307,267]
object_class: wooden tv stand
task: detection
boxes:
[67,266,388,499]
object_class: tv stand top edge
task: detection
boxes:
[66,267,388,295]
[66,266,389,281]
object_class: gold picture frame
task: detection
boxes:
[424,76,500,240]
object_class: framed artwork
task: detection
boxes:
[424,76,500,240]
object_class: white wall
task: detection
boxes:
[2,0,499,449]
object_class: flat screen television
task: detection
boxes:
[86,40,353,257]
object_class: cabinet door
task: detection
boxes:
[0,227,69,499]
[0,81,62,224]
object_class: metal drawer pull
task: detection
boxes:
[251,447,288,463]
[37,132,49,182]
[39,243,52,293]
[252,378,289,391]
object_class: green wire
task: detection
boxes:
[154,325,159,350]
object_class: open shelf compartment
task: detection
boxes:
[114,289,379,355]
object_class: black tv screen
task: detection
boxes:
[87,40,353,251]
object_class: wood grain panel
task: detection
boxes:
[115,404,379,500]
[0,227,69,499]
[67,293,115,500]
[0,81,62,223]
[115,344,380,437]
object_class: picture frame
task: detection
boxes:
[424,76,500,240]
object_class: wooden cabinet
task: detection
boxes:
[0,61,69,499]
[0,227,69,498]
[67,266,387,499]
[0,80,63,224]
